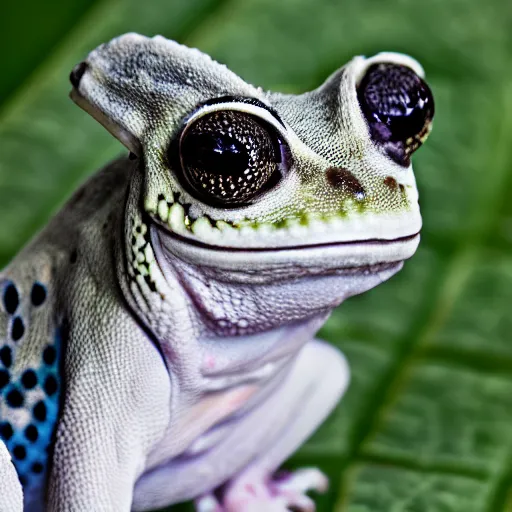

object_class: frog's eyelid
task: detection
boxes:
[352,52,426,86]
[198,96,286,128]
[183,98,289,140]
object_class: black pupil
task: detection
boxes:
[188,133,249,176]
[357,62,434,164]
[369,76,431,142]
[179,110,279,206]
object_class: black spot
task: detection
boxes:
[0,346,12,368]
[25,424,39,443]
[144,275,157,293]
[0,422,14,440]
[6,389,24,408]
[13,444,26,460]
[31,283,47,307]
[70,249,78,264]
[32,462,44,474]
[11,317,25,341]
[19,475,28,486]
[33,401,47,421]
[70,61,87,88]
[21,369,38,390]
[129,152,138,161]
[3,284,19,315]
[43,346,56,365]
[43,375,58,396]
[325,167,366,201]
[0,369,10,389]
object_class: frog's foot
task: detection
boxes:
[195,467,328,512]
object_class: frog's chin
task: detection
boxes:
[151,222,420,284]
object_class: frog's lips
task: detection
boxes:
[152,221,420,278]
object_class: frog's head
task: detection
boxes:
[70,34,434,333]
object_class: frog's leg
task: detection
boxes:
[195,339,348,512]
[133,339,348,512]
[0,439,23,512]
[46,316,172,511]
[196,468,328,512]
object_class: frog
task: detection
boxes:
[0,33,434,511]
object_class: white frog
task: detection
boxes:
[0,33,434,511]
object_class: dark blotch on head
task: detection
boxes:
[21,369,38,390]
[0,346,12,368]
[70,249,78,264]
[32,462,44,474]
[13,445,26,460]
[44,375,58,396]
[43,346,56,366]
[11,317,25,341]
[0,422,14,440]
[6,389,24,408]
[3,284,19,315]
[0,370,9,390]
[326,167,365,201]
[33,401,47,422]
[383,176,398,190]
[31,283,47,307]
[19,475,28,486]
[25,424,39,443]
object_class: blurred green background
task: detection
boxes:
[1,0,512,511]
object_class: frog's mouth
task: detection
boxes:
[145,176,422,276]
[151,217,420,281]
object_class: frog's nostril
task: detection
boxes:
[70,61,88,89]
[326,167,365,201]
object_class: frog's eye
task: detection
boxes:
[357,63,435,166]
[178,110,283,207]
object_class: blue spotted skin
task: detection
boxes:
[0,280,62,507]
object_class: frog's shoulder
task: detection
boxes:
[0,155,133,503]
[45,154,134,241]
[0,262,63,503]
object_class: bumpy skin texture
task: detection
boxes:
[0,441,23,511]
[0,34,433,511]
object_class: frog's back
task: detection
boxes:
[0,157,132,507]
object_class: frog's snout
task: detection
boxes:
[70,61,88,89]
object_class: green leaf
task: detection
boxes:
[1,0,511,511]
